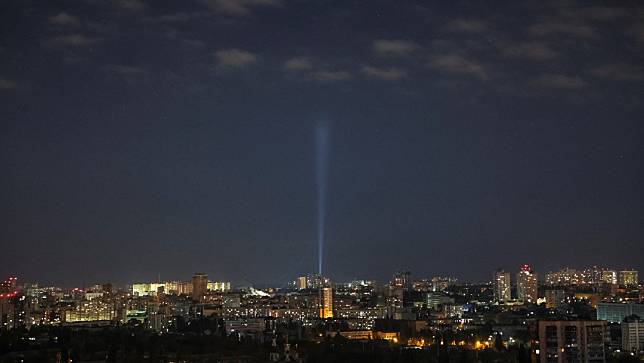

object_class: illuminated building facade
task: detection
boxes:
[619,270,639,286]
[516,264,538,303]
[65,299,116,322]
[319,286,333,318]
[297,276,307,290]
[601,270,617,285]
[494,270,511,303]
[207,281,231,292]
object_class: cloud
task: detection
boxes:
[203,0,281,16]
[373,39,418,57]
[47,34,99,48]
[310,70,352,82]
[102,65,150,83]
[428,54,487,79]
[589,63,644,82]
[558,6,628,22]
[533,73,587,89]
[444,19,487,33]
[116,0,147,11]
[284,57,313,71]
[528,22,595,39]
[49,12,81,27]
[215,49,258,67]
[361,65,407,81]
[0,78,17,90]
[103,65,149,76]
[143,12,209,23]
[144,13,192,23]
[629,25,644,43]
[499,41,558,61]
[83,0,147,11]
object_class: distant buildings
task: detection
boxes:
[534,320,606,363]
[516,264,538,303]
[132,278,230,297]
[545,289,566,310]
[597,303,644,323]
[430,276,457,292]
[493,269,511,303]
[545,266,638,287]
[207,281,231,292]
[64,299,116,323]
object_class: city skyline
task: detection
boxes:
[2,0,644,287]
[3,264,640,290]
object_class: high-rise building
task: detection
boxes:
[391,271,411,291]
[545,268,581,286]
[192,273,208,302]
[545,290,566,309]
[493,269,511,303]
[297,276,307,290]
[619,270,639,286]
[516,264,538,303]
[622,315,644,353]
[601,270,617,285]
[319,286,333,319]
[177,281,193,295]
[0,295,15,330]
[534,320,606,363]
[387,272,410,317]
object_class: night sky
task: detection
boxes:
[1,0,643,287]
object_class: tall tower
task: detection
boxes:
[319,285,333,319]
[191,273,208,302]
[516,264,538,303]
[494,269,511,303]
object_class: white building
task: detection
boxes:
[622,315,644,354]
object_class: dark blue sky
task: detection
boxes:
[1,0,643,287]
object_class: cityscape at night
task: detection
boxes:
[0,267,643,362]
[1,0,644,362]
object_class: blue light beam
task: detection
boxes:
[315,122,329,276]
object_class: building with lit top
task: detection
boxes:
[516,264,538,304]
